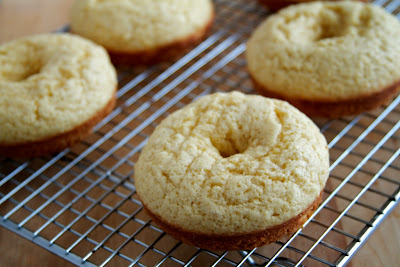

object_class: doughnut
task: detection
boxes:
[247,1,400,118]
[257,0,369,12]
[0,33,117,158]
[70,0,214,65]
[134,91,329,250]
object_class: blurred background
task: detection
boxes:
[0,0,74,44]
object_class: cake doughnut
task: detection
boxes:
[70,0,214,65]
[247,1,400,118]
[0,33,117,158]
[257,0,369,12]
[134,91,329,250]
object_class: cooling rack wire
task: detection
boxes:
[1,0,399,266]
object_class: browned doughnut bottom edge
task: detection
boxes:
[251,75,400,118]
[141,191,323,251]
[0,91,117,159]
[105,12,215,66]
[257,0,370,12]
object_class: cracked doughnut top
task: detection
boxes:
[134,91,329,235]
[0,33,117,145]
[247,1,400,100]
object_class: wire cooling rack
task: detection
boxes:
[1,0,399,266]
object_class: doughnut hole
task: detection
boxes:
[209,100,281,159]
[212,134,247,158]
[316,5,373,41]
[279,3,374,44]
[14,61,42,81]
[0,45,43,82]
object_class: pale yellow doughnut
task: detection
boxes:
[134,91,329,250]
[70,0,214,64]
[247,1,400,117]
[0,33,117,157]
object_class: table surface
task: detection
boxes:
[0,0,399,266]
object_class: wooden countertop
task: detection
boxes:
[0,0,399,266]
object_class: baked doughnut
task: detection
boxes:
[0,33,117,158]
[247,1,400,118]
[70,0,214,65]
[134,91,329,250]
[257,0,369,12]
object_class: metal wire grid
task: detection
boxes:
[0,0,399,266]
